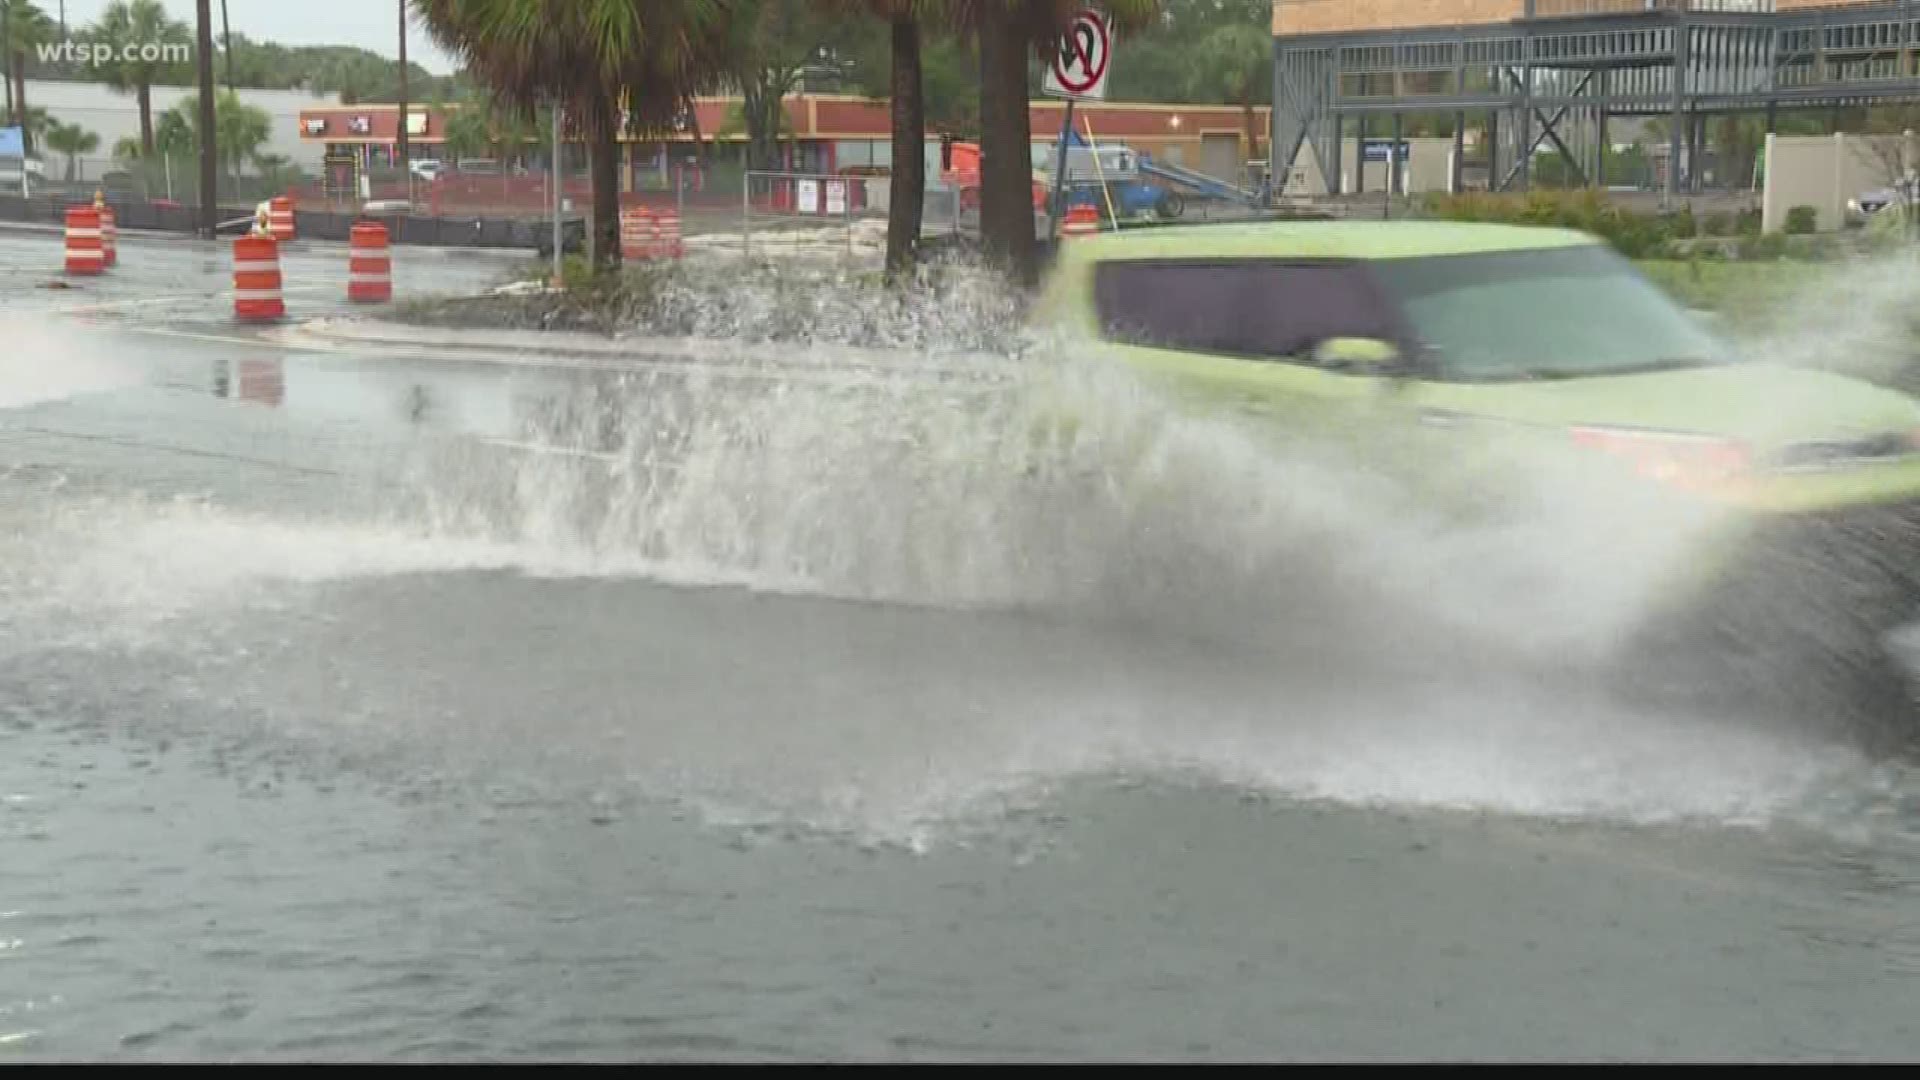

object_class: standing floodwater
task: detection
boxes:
[3,253,1920,1061]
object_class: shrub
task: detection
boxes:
[1423,189,1685,259]
[1785,205,1818,235]
[1702,211,1736,237]
[1666,205,1698,239]
[1736,233,1788,261]
[1792,234,1844,262]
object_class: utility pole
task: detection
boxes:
[396,0,410,190]
[195,0,216,239]
[3,2,14,125]
[221,0,232,94]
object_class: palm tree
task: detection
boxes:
[90,0,192,157]
[721,1,846,173]
[439,95,490,164]
[415,0,735,273]
[158,90,269,190]
[43,117,98,180]
[955,1,1158,287]
[1189,20,1268,172]
[830,0,931,282]
[2,1,56,157]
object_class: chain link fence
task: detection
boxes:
[738,170,963,266]
[4,154,314,207]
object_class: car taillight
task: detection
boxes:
[1568,425,1751,491]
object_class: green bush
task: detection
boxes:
[1735,209,1763,237]
[1736,233,1789,261]
[1666,205,1698,239]
[1792,234,1845,262]
[1422,189,1685,259]
[1784,205,1818,235]
[1702,211,1736,238]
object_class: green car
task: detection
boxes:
[1032,220,1920,732]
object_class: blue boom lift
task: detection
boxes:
[1047,128,1268,221]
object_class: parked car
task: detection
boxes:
[1846,186,1899,225]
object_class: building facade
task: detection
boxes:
[28,78,344,172]
[1271,0,1920,198]
[296,93,1272,192]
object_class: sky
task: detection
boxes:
[55,0,460,74]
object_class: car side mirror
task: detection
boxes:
[1311,336,1403,375]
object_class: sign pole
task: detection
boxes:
[1048,98,1076,242]
[551,102,563,285]
[1043,10,1111,241]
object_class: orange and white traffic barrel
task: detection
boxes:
[268,196,295,242]
[101,206,118,266]
[618,206,652,260]
[93,190,118,267]
[63,205,105,275]
[1062,204,1100,239]
[348,222,392,302]
[232,234,285,322]
[657,206,683,258]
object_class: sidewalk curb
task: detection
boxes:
[280,316,1017,383]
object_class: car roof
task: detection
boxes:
[1058,219,1598,262]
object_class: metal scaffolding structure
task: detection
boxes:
[1272,0,1920,199]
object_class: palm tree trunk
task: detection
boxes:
[138,82,154,156]
[978,3,1035,287]
[395,0,409,178]
[886,13,924,283]
[743,87,775,173]
[11,52,29,157]
[687,103,708,169]
[588,100,620,273]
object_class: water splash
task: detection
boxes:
[6,258,1920,845]
[0,318,139,409]
[1715,248,1920,390]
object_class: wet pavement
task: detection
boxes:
[3,227,1920,1062]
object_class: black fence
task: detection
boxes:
[0,192,548,252]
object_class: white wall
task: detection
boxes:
[24,78,343,171]
[1282,136,1456,196]
[1762,131,1918,233]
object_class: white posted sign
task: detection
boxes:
[1042,10,1111,101]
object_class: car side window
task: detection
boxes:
[1091,259,1404,365]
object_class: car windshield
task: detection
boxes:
[1370,243,1734,382]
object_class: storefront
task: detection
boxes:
[295,93,1272,194]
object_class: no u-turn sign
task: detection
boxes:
[1043,10,1112,101]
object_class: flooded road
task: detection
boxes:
[4,232,1920,1060]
